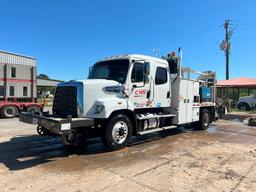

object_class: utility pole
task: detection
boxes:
[224,20,233,80]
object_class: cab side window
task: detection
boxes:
[131,63,143,83]
[155,67,167,85]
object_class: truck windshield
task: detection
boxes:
[88,59,130,84]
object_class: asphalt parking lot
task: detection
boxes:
[1,113,256,192]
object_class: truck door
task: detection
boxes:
[177,79,194,124]
[186,80,194,122]
[153,66,171,108]
[178,79,188,124]
[129,62,150,108]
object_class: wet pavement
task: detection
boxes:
[0,113,256,192]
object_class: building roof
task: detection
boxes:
[216,77,256,88]
[0,50,35,59]
[37,78,64,87]
[0,50,36,66]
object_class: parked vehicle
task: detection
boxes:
[237,94,256,111]
[0,98,43,118]
[20,49,217,150]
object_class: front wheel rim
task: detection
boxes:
[5,108,15,117]
[112,121,128,144]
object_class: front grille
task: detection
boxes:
[53,86,77,118]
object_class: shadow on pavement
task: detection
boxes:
[222,113,252,122]
[0,127,184,171]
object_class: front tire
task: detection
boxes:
[102,114,132,151]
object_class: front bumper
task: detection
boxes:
[19,112,94,135]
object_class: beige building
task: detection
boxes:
[0,51,36,99]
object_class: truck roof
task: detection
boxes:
[98,54,168,65]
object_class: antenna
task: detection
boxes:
[152,48,160,57]
[178,47,183,78]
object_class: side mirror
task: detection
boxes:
[88,66,93,78]
[143,62,150,84]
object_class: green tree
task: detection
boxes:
[37,74,49,79]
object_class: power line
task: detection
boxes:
[235,36,256,40]
[237,23,256,26]
[162,32,222,53]
[203,30,224,68]
[180,34,221,48]
[235,20,256,24]
[164,25,222,49]
[234,21,256,30]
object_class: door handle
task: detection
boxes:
[146,90,151,99]
[167,91,170,98]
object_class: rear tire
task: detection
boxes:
[1,106,18,118]
[27,105,42,114]
[102,114,132,151]
[238,103,250,111]
[194,109,210,130]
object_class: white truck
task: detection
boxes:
[237,94,256,111]
[20,49,217,150]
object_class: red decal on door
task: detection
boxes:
[134,89,146,97]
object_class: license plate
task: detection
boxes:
[61,123,71,131]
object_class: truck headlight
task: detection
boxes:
[93,105,105,113]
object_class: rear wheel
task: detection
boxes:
[194,109,210,130]
[238,103,250,111]
[1,106,18,118]
[102,114,132,151]
[27,105,42,114]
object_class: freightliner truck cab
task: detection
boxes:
[20,51,216,150]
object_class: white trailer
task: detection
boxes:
[20,49,217,150]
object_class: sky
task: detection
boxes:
[0,0,256,81]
